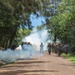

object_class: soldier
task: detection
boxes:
[47,43,51,55]
[57,43,62,56]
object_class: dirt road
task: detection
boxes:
[0,53,75,75]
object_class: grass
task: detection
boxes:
[62,53,75,63]
[0,63,4,67]
[0,61,14,67]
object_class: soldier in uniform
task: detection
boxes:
[47,43,51,55]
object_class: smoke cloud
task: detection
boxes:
[0,27,51,63]
[22,27,51,50]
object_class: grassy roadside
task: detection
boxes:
[0,62,14,67]
[0,63,4,67]
[61,53,75,64]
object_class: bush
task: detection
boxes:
[62,53,75,63]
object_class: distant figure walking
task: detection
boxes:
[40,43,44,54]
[57,43,62,56]
[47,43,51,55]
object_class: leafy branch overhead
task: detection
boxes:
[48,0,75,47]
[0,0,75,50]
[0,0,54,48]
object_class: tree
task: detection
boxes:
[0,0,60,48]
[0,0,54,48]
[48,0,75,49]
[14,28,31,46]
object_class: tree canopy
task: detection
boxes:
[0,0,53,48]
[48,0,75,49]
[0,0,75,50]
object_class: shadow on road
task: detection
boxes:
[60,64,75,67]
[1,60,51,68]
[2,64,40,68]
[0,69,58,75]
[14,60,51,64]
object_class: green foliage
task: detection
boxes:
[14,28,31,45]
[0,63,3,67]
[48,0,75,48]
[62,53,75,63]
[1,0,73,49]
[0,0,51,48]
[36,24,45,31]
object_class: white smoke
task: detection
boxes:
[0,48,40,63]
[22,27,51,51]
[0,27,52,63]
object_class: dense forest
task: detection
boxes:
[0,0,75,52]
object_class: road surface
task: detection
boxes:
[0,53,75,75]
